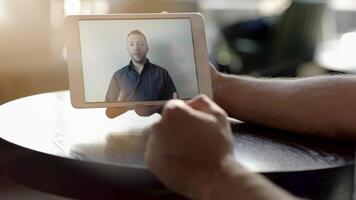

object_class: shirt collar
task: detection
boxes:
[129,59,150,72]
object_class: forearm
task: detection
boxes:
[193,158,300,200]
[214,73,356,139]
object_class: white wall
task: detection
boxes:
[79,19,198,102]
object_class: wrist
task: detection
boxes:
[200,158,250,200]
[188,156,244,200]
[190,156,298,200]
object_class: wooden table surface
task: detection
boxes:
[0,91,354,200]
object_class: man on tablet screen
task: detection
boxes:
[105,30,177,102]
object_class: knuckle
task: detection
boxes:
[195,94,210,106]
[212,110,226,120]
[217,107,228,117]
[197,94,209,102]
[195,95,228,117]
[211,106,228,124]
[163,99,188,118]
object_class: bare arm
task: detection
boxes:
[193,157,299,200]
[212,71,356,139]
[146,96,300,200]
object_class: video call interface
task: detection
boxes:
[78,18,199,103]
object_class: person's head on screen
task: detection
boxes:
[127,30,149,64]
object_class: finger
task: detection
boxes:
[135,105,162,116]
[173,92,178,99]
[161,99,192,120]
[188,94,222,113]
[188,95,232,140]
[105,107,132,118]
[160,99,225,138]
[188,95,227,120]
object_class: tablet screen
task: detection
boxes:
[78,19,199,103]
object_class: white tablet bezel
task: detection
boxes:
[65,13,212,108]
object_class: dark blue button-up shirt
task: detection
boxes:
[105,60,177,102]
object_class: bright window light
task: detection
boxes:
[64,0,81,16]
[94,0,109,14]
[0,1,8,24]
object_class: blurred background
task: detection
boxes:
[0,1,356,198]
[1,0,356,104]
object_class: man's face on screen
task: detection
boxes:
[127,34,148,64]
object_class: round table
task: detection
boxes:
[0,91,354,199]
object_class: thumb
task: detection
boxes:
[173,92,178,99]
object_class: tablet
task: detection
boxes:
[65,13,212,108]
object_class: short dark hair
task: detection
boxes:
[127,29,147,42]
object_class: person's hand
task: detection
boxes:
[144,94,235,199]
[105,92,178,118]
[105,105,161,118]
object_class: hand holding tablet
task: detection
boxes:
[65,13,212,116]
